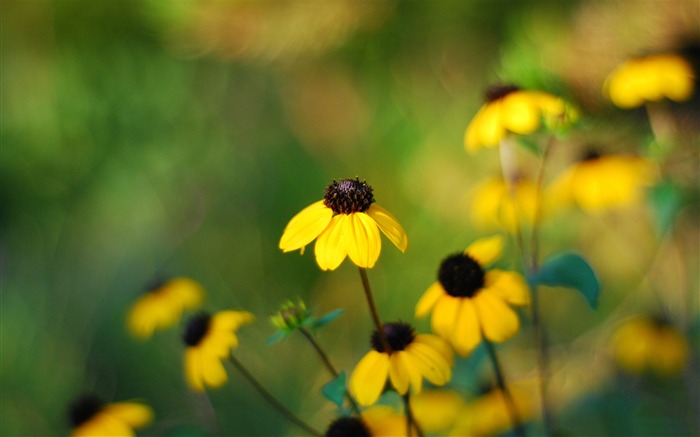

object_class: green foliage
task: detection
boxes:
[531,253,601,309]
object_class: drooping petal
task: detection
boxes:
[366,204,408,253]
[484,270,530,306]
[501,92,541,134]
[279,201,333,252]
[345,212,382,268]
[388,352,411,394]
[415,334,454,367]
[408,342,452,385]
[430,295,460,340]
[465,235,503,266]
[314,215,348,270]
[415,282,445,318]
[201,353,228,388]
[212,310,255,332]
[473,291,520,343]
[465,105,488,152]
[452,299,482,356]
[185,348,205,391]
[475,102,506,147]
[103,403,154,428]
[349,351,391,406]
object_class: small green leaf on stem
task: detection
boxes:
[321,371,347,408]
[531,252,600,309]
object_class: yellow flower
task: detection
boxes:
[605,54,695,108]
[548,153,657,214]
[470,176,539,233]
[183,310,254,391]
[465,85,572,152]
[324,406,412,437]
[279,178,408,270]
[611,316,689,376]
[415,235,529,356]
[348,322,453,407]
[127,277,203,339]
[69,395,153,437]
[411,389,465,434]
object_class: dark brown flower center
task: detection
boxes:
[323,178,375,214]
[438,253,485,298]
[370,322,415,353]
[68,394,104,427]
[183,312,211,346]
[485,84,520,102]
[325,416,371,437]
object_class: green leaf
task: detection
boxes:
[313,309,345,329]
[532,252,600,309]
[321,371,347,409]
[515,137,542,155]
[648,181,684,236]
[266,330,289,345]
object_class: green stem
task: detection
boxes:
[483,338,526,437]
[358,267,390,352]
[228,353,322,436]
[299,327,361,415]
[402,393,424,437]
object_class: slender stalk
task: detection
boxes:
[298,326,361,414]
[483,338,526,437]
[402,393,424,437]
[358,267,390,352]
[228,353,322,437]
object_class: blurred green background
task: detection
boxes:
[2,0,698,435]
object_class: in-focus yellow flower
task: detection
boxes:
[612,316,689,377]
[127,277,203,339]
[605,54,695,108]
[279,178,408,270]
[183,310,254,391]
[324,406,412,437]
[470,176,539,233]
[415,236,529,356]
[411,389,465,434]
[548,153,657,214]
[348,322,453,407]
[465,85,573,152]
[68,395,153,437]
[448,385,535,437]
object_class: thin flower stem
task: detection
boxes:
[298,327,361,415]
[228,353,323,437]
[483,338,526,437]
[358,267,390,352]
[402,393,424,437]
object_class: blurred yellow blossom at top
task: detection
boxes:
[605,54,695,108]
[470,176,539,234]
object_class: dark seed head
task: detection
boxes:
[581,149,601,162]
[323,178,375,215]
[485,84,520,102]
[371,322,416,353]
[68,394,104,427]
[183,312,212,346]
[325,416,371,437]
[438,253,486,298]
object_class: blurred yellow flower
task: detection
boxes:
[348,322,453,407]
[448,386,535,437]
[183,310,254,391]
[548,153,657,214]
[415,235,529,356]
[324,406,413,437]
[605,54,695,108]
[69,395,153,437]
[470,176,539,233]
[612,316,689,376]
[465,85,572,152]
[279,178,407,270]
[411,389,465,434]
[127,277,203,339]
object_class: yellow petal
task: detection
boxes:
[201,353,228,388]
[465,105,487,152]
[349,351,391,406]
[72,414,135,437]
[465,235,503,266]
[366,204,408,252]
[185,348,205,391]
[473,291,520,343]
[388,352,411,394]
[212,310,255,332]
[407,342,451,385]
[484,270,530,306]
[411,390,465,434]
[415,282,445,318]
[279,200,333,252]
[103,402,154,428]
[168,278,204,308]
[430,295,460,340]
[415,334,454,367]
[345,212,382,268]
[452,299,482,356]
[501,92,541,134]
[314,215,348,270]
[476,102,506,147]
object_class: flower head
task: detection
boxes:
[68,395,153,437]
[127,277,203,339]
[279,178,408,270]
[605,53,695,108]
[470,176,539,234]
[348,322,453,407]
[548,153,657,214]
[183,310,254,391]
[611,316,689,376]
[415,236,529,356]
[270,299,312,332]
[465,85,574,152]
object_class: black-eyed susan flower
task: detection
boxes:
[324,407,410,437]
[548,153,657,214]
[183,310,254,391]
[415,236,529,356]
[470,176,539,234]
[68,395,153,437]
[465,85,574,152]
[348,322,453,407]
[279,178,408,271]
[127,277,203,339]
[611,316,689,377]
[605,53,695,108]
